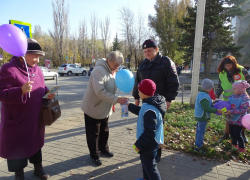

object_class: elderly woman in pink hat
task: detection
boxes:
[0,38,55,180]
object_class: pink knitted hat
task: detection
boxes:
[138,79,156,96]
[232,80,250,92]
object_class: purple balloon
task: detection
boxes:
[213,101,231,115]
[0,24,27,56]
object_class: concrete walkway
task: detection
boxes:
[1,104,250,180]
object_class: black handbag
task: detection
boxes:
[39,99,61,126]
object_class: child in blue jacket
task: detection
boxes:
[128,79,166,180]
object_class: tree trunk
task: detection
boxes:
[203,51,207,79]
[205,39,215,78]
[134,52,137,69]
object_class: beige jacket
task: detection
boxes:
[81,59,119,119]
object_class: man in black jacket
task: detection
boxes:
[133,39,179,162]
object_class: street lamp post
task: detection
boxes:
[190,0,207,106]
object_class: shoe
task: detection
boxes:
[101,151,114,157]
[242,131,248,143]
[34,164,50,180]
[15,169,24,180]
[219,133,229,143]
[155,148,162,163]
[194,146,205,154]
[238,147,246,153]
[92,158,102,166]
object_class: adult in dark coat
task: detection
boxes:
[132,39,179,162]
[0,39,55,180]
[176,65,182,76]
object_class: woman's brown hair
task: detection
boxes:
[217,55,240,74]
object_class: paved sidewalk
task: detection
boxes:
[1,104,250,180]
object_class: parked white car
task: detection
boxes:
[39,66,58,80]
[58,64,87,76]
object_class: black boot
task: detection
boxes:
[155,148,162,163]
[219,133,229,143]
[242,131,248,143]
[101,151,114,157]
[92,158,102,166]
[15,169,24,180]
[34,164,50,180]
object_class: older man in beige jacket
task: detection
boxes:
[81,51,128,166]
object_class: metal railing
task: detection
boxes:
[181,84,202,104]
[44,76,58,85]
[181,83,218,104]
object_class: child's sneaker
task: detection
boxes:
[194,146,205,154]
[238,147,246,152]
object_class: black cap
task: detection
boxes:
[26,38,45,56]
[142,39,158,49]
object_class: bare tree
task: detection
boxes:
[90,13,99,61]
[49,0,69,64]
[100,16,111,58]
[39,32,53,66]
[78,19,88,63]
[134,9,147,69]
[33,25,43,39]
[71,32,78,64]
[64,18,70,63]
[119,6,135,68]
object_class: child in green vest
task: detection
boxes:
[194,79,222,153]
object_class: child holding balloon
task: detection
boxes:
[194,79,222,154]
[224,80,250,152]
[128,79,165,180]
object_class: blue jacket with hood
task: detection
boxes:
[128,94,166,153]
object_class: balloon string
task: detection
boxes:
[22,56,31,98]
[126,92,129,127]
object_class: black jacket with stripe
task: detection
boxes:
[132,53,179,102]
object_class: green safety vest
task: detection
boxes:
[219,64,245,101]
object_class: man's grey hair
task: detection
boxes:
[107,51,124,65]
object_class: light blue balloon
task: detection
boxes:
[115,69,135,93]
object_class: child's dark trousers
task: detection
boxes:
[229,124,245,148]
[139,141,161,180]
